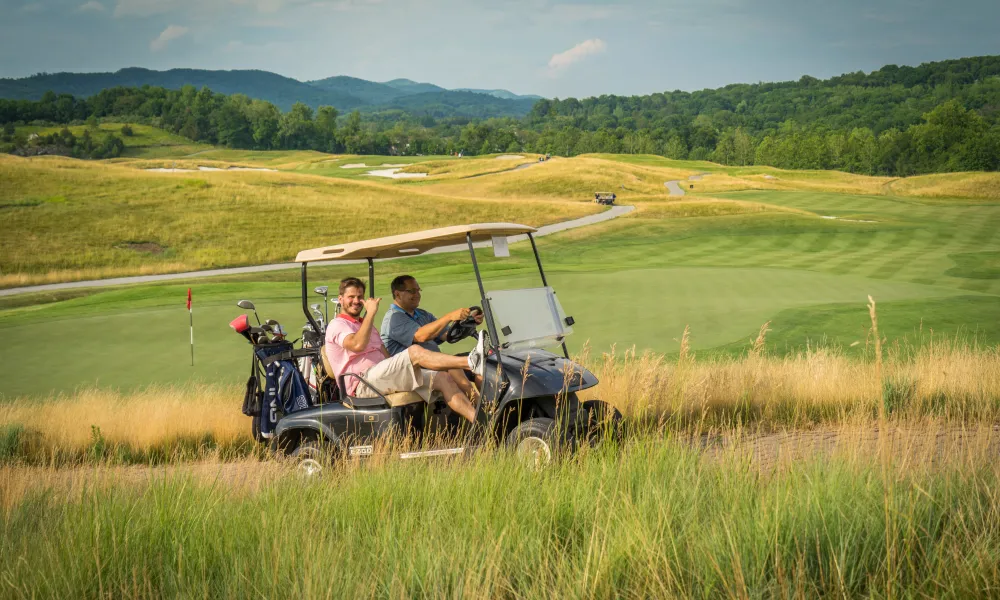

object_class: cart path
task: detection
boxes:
[665,172,710,196]
[0,205,635,297]
[5,426,997,505]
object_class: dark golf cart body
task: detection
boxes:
[594,192,616,205]
[247,223,617,465]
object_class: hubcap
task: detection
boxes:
[297,457,323,477]
[516,436,551,469]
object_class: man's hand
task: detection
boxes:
[363,297,381,318]
[447,307,471,322]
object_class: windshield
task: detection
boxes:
[485,287,573,352]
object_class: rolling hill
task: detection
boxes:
[0,68,541,117]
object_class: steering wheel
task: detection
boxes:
[444,306,482,344]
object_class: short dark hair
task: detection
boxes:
[339,277,366,295]
[390,275,415,298]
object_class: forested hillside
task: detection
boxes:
[520,55,1000,173]
[2,56,998,175]
[0,68,536,117]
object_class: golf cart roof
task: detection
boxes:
[295,223,537,263]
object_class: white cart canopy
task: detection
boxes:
[295,223,537,263]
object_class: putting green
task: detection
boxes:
[0,266,975,399]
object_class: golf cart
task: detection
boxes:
[594,192,616,205]
[231,223,620,472]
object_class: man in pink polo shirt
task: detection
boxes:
[326,277,485,423]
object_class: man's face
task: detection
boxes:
[339,286,365,318]
[394,278,421,312]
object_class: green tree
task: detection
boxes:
[315,106,339,153]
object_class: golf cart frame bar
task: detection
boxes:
[297,223,568,358]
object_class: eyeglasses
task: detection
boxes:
[401,288,421,295]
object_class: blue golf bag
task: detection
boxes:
[249,342,314,439]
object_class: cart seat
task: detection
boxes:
[382,392,425,407]
[324,349,426,408]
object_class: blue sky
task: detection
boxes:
[2,0,998,98]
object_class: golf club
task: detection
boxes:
[314,286,329,323]
[237,300,260,325]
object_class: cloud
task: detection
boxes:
[548,38,606,72]
[21,2,44,12]
[150,24,189,51]
[78,0,105,10]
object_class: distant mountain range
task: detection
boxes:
[0,68,542,118]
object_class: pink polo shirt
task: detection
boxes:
[325,313,386,396]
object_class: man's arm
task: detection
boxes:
[412,309,466,343]
[342,297,381,352]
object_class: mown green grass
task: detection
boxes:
[2,185,999,397]
[3,440,999,598]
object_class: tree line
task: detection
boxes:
[1,55,998,174]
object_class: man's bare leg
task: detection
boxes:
[407,345,469,372]
[448,369,475,397]
[431,371,476,423]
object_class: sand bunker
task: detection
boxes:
[821,215,878,223]
[145,166,276,173]
[365,168,427,179]
[495,155,525,160]
[340,163,407,169]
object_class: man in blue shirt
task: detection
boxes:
[381,274,484,398]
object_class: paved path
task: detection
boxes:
[1,205,635,297]
[664,172,710,196]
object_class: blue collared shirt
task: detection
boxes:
[380,304,442,356]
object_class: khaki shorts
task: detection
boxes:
[355,350,436,401]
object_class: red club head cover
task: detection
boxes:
[229,314,250,333]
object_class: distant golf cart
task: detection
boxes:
[594,192,616,205]
[230,223,621,474]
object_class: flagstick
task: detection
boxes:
[189,306,194,366]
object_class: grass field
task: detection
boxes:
[2,143,999,397]
[0,154,597,287]
[3,429,1000,598]
[2,138,1000,598]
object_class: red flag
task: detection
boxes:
[186,288,192,310]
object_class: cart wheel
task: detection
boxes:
[291,440,332,478]
[505,418,556,470]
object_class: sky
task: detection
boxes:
[2,0,999,98]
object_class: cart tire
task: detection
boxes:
[505,418,556,469]
[291,440,331,478]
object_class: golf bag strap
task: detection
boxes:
[260,347,320,367]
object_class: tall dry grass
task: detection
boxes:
[579,337,1000,428]
[2,336,998,466]
[0,385,247,465]
[3,431,1000,599]
[0,155,597,284]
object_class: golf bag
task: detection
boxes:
[248,342,315,439]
